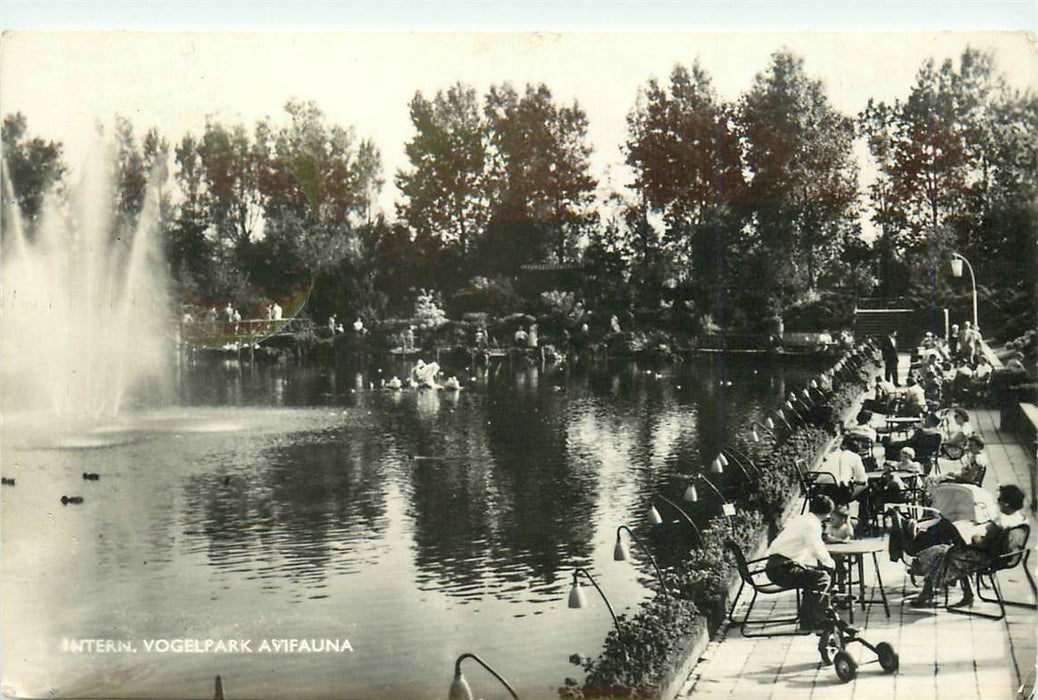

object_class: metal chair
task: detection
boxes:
[724,540,810,637]
[948,522,1036,621]
[794,458,840,514]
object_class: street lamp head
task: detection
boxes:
[750,426,760,443]
[448,672,474,700]
[764,416,775,430]
[710,456,724,474]
[568,572,588,609]
[950,257,964,278]
[684,481,699,503]
[648,504,664,526]
[810,379,818,389]
[613,536,630,562]
[716,452,729,467]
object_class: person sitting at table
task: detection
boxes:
[824,505,855,543]
[765,495,837,632]
[871,447,924,519]
[861,377,899,415]
[932,434,987,486]
[815,439,869,506]
[845,409,878,444]
[908,484,1026,607]
[883,412,941,470]
[900,375,928,417]
[941,407,975,453]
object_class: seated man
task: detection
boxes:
[815,439,869,505]
[765,495,837,631]
[845,409,878,444]
[861,377,899,415]
[908,484,1026,607]
[899,375,928,417]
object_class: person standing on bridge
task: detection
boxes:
[882,330,899,387]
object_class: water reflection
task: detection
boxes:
[2,354,826,699]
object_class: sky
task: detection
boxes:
[1,5,1036,223]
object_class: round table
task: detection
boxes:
[826,536,891,621]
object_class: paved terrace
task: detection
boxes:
[678,367,1037,700]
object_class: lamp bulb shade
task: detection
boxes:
[449,672,474,700]
[764,417,775,430]
[717,452,729,467]
[751,427,760,443]
[649,505,663,526]
[950,258,964,277]
[710,457,724,474]
[613,538,630,561]
[801,389,810,399]
[684,483,699,502]
[810,380,818,388]
[568,582,589,609]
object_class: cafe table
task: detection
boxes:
[826,536,891,623]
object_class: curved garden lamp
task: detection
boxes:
[614,525,670,598]
[449,653,519,700]
[648,494,704,543]
[784,400,806,425]
[685,474,724,504]
[718,445,759,479]
[750,419,777,444]
[567,568,627,657]
[950,252,978,329]
[772,409,794,433]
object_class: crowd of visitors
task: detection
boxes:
[765,322,1029,626]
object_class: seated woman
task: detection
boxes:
[941,407,975,453]
[883,412,942,472]
[908,484,1027,607]
[871,447,924,520]
[932,434,987,486]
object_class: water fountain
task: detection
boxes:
[1,142,171,426]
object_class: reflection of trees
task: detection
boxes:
[180,424,390,592]
[483,371,599,581]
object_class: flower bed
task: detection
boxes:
[560,348,877,699]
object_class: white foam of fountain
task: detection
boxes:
[1,140,171,423]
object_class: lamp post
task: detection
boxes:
[449,653,520,700]
[614,525,670,597]
[648,494,704,544]
[950,252,979,329]
[567,568,627,657]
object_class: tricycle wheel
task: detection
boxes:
[834,651,857,683]
[818,629,844,666]
[876,642,899,673]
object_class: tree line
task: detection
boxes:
[2,48,1034,338]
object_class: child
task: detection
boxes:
[825,505,855,543]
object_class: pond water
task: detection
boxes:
[2,354,824,699]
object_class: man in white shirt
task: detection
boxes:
[900,375,927,416]
[765,495,837,631]
[817,440,869,504]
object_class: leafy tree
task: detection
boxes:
[738,50,859,310]
[196,120,263,255]
[1,112,66,235]
[256,99,383,278]
[483,83,597,268]
[861,48,1036,332]
[625,62,748,319]
[396,83,489,260]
